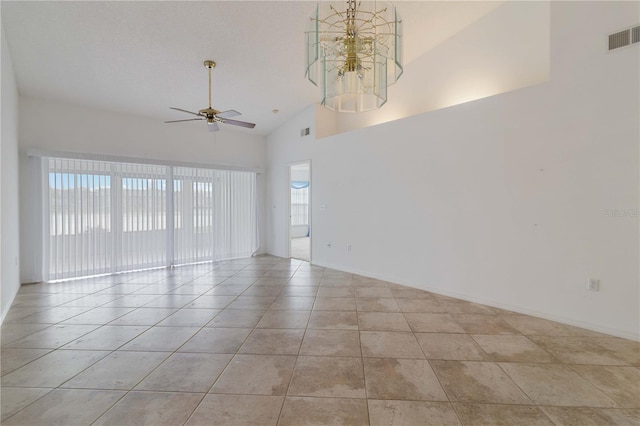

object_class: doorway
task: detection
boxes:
[288,161,311,262]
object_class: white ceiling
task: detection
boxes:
[1,1,502,135]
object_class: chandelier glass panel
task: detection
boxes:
[305,0,403,113]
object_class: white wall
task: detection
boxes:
[267,1,639,339]
[1,25,21,322]
[19,96,267,282]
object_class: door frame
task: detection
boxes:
[286,160,312,262]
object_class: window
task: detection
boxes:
[290,181,309,226]
[44,158,258,280]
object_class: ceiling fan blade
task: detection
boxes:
[208,122,220,132]
[216,110,241,119]
[169,107,201,117]
[165,118,204,123]
[223,118,256,129]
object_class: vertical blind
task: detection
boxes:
[290,181,309,226]
[45,157,258,281]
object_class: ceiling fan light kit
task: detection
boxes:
[305,0,403,113]
[165,60,256,132]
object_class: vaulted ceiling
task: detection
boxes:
[2,1,502,135]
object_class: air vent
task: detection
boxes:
[632,26,640,44]
[300,127,310,137]
[609,29,630,50]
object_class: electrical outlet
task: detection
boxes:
[347,244,352,252]
[588,278,600,291]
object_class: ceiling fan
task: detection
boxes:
[165,60,256,132]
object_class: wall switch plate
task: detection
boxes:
[588,278,600,291]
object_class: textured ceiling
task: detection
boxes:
[1,1,502,135]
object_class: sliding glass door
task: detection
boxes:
[44,157,258,281]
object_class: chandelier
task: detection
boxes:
[305,0,403,113]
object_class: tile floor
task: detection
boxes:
[1,255,639,425]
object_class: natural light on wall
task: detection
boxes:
[326,1,550,137]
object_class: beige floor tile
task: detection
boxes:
[431,360,532,405]
[239,329,304,355]
[61,325,148,350]
[156,308,220,326]
[540,406,640,426]
[453,403,554,425]
[313,297,356,311]
[471,334,558,363]
[136,353,232,392]
[390,287,435,299]
[1,323,52,346]
[396,299,446,313]
[270,297,315,310]
[185,295,236,309]
[439,301,495,314]
[358,312,411,331]
[355,287,393,298]
[453,314,518,334]
[530,336,640,366]
[369,400,460,426]
[317,288,355,299]
[404,313,466,333]
[2,306,52,323]
[300,330,361,357]
[360,331,425,359]
[1,349,108,387]
[416,333,488,361]
[257,310,310,328]
[221,277,259,285]
[308,311,359,330]
[288,356,365,398]
[225,296,276,310]
[3,261,637,425]
[4,324,99,349]
[186,394,283,426]
[205,285,249,296]
[14,307,94,324]
[502,315,608,337]
[101,294,162,308]
[364,358,448,401]
[356,298,401,312]
[210,354,296,395]
[241,286,284,297]
[141,294,201,308]
[179,327,251,353]
[499,363,618,407]
[278,397,368,426]
[119,326,199,352]
[280,286,319,297]
[167,285,219,296]
[59,307,135,325]
[94,391,202,426]
[205,309,264,327]
[61,351,169,390]
[0,387,51,422]
[1,348,51,375]
[569,365,640,408]
[2,389,125,426]
[353,277,387,287]
[108,308,178,326]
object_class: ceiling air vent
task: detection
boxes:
[632,25,640,44]
[609,29,630,50]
